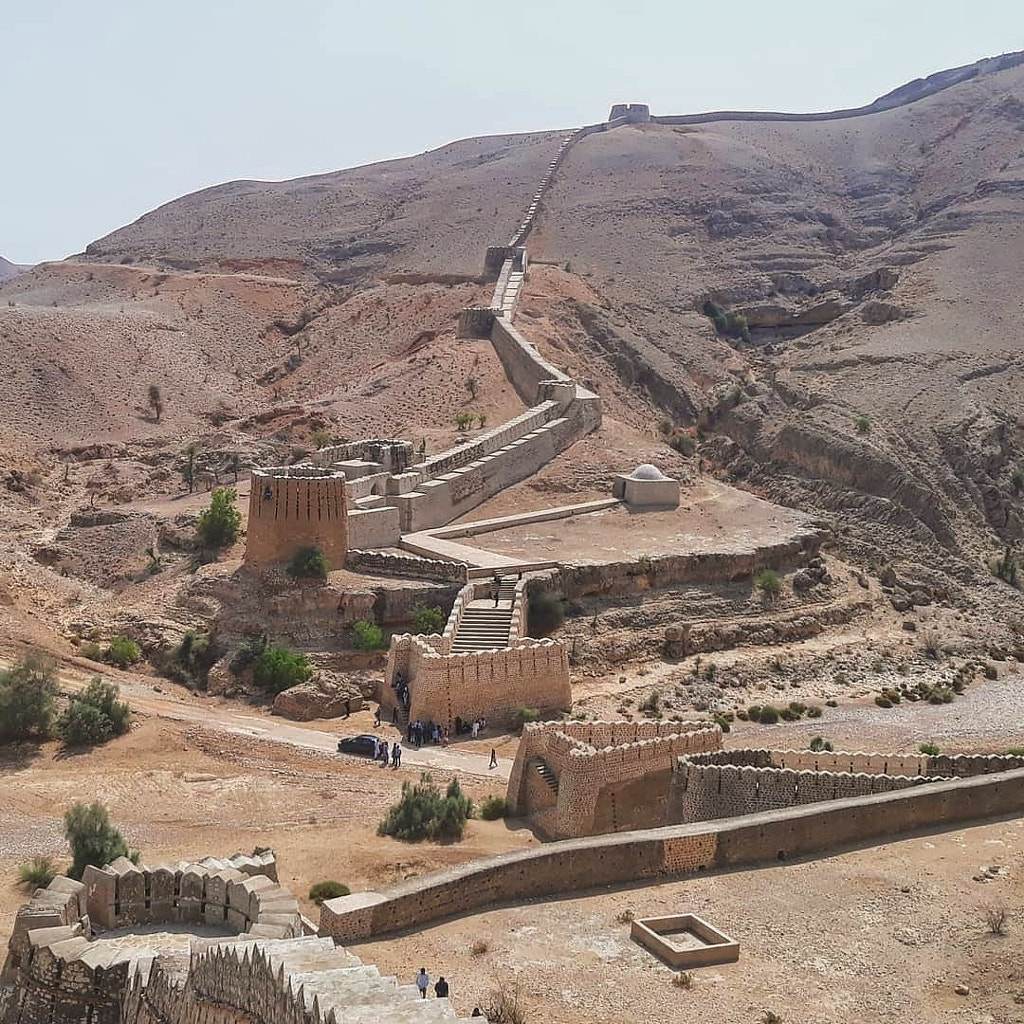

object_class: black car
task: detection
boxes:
[337,734,379,757]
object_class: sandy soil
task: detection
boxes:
[350,818,1024,1023]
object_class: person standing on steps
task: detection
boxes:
[415,968,430,999]
[434,976,450,999]
[493,572,502,607]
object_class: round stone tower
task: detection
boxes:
[245,466,349,569]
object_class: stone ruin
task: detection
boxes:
[1,852,472,1024]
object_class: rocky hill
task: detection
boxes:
[0,256,28,281]
[1,49,1023,643]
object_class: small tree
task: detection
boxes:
[528,590,565,636]
[288,546,329,581]
[56,678,130,747]
[252,645,312,694]
[352,621,386,651]
[412,605,445,635]
[477,413,487,429]
[309,881,350,904]
[0,654,58,741]
[456,412,474,431]
[479,796,509,820]
[165,630,216,690]
[64,801,132,880]
[466,376,480,400]
[104,636,142,669]
[378,773,473,842]
[854,415,872,435]
[809,736,834,752]
[196,488,242,548]
[753,569,782,604]
[147,384,163,423]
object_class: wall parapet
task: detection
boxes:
[346,549,468,582]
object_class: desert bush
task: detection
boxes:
[875,695,893,708]
[713,714,731,733]
[352,620,386,652]
[779,707,799,722]
[529,590,565,636]
[17,856,56,892]
[470,938,490,956]
[308,881,350,904]
[825,698,839,707]
[252,645,312,694]
[920,630,943,660]
[0,654,58,742]
[412,605,445,635]
[672,970,694,990]
[761,1013,783,1024]
[64,801,134,880]
[809,736,834,753]
[196,488,242,548]
[640,690,661,717]
[985,906,1008,936]
[512,706,540,732]
[854,415,872,435]
[806,705,823,718]
[788,701,807,716]
[479,796,509,820]
[164,630,217,690]
[753,569,782,604]
[105,636,141,669]
[56,677,130,747]
[702,300,751,343]
[757,705,780,725]
[79,642,103,662]
[465,376,479,400]
[455,412,474,431]
[919,742,940,755]
[483,976,530,1024]
[310,429,335,449]
[669,433,696,456]
[288,546,328,581]
[1005,747,1024,756]
[615,908,635,923]
[378,774,473,842]
[928,685,954,705]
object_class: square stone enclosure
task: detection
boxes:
[630,914,739,969]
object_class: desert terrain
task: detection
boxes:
[2,48,1024,1024]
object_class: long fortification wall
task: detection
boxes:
[319,767,1024,943]
[490,319,573,406]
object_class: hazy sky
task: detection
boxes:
[3,0,1019,264]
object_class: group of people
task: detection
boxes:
[406,718,446,748]
[454,715,487,738]
[373,737,402,768]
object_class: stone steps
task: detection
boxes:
[534,757,559,792]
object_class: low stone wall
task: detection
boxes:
[346,505,401,549]
[319,767,1024,942]
[507,720,723,838]
[346,549,468,582]
[669,750,1024,824]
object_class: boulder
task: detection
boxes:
[272,673,364,721]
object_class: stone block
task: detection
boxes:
[176,897,202,924]
[203,901,227,928]
[82,865,117,929]
[226,908,248,933]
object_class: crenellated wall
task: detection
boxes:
[507,720,723,838]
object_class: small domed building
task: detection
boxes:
[613,463,681,508]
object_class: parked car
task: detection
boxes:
[337,734,378,757]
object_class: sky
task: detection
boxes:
[2,0,1020,264]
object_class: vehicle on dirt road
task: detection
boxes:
[337,734,379,757]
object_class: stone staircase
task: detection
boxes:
[194,935,472,1021]
[449,590,516,653]
[533,757,559,793]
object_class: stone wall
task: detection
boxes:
[382,632,571,729]
[506,720,723,838]
[319,766,1024,943]
[668,749,1024,824]
[245,467,348,570]
[489,318,572,405]
[345,549,468,582]
[346,506,400,549]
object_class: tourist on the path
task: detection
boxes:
[391,741,402,768]
[489,748,498,769]
[471,719,479,740]
[434,976,449,999]
[415,968,430,998]
[344,697,351,718]
[374,705,381,727]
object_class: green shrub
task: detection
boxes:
[919,743,940,755]
[512,706,540,732]
[825,698,839,707]
[753,569,782,604]
[757,705,780,725]
[455,412,474,431]
[56,678,130,747]
[702,301,751,344]
[788,701,807,716]
[164,630,217,690]
[64,801,133,880]
[713,715,731,734]
[928,685,954,705]
[746,705,762,722]
[288,546,328,581]
[17,856,56,892]
[779,707,799,722]
[105,636,141,669]
[252,645,312,694]
[854,415,872,435]
[1004,747,1024,756]
[669,433,695,457]
[640,691,661,717]
[806,705,823,718]
[79,642,103,662]
[196,488,242,548]
[809,736,834,752]
[875,695,893,708]
[529,590,565,637]
[378,773,473,842]
[308,881,350,904]
[412,605,445,635]
[352,620,386,651]
[231,633,268,675]
[0,654,58,741]
[479,796,509,820]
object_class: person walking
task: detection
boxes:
[344,697,351,719]
[489,748,498,769]
[415,968,430,999]
[434,976,449,999]
[392,741,402,768]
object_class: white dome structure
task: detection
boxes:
[613,463,681,508]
